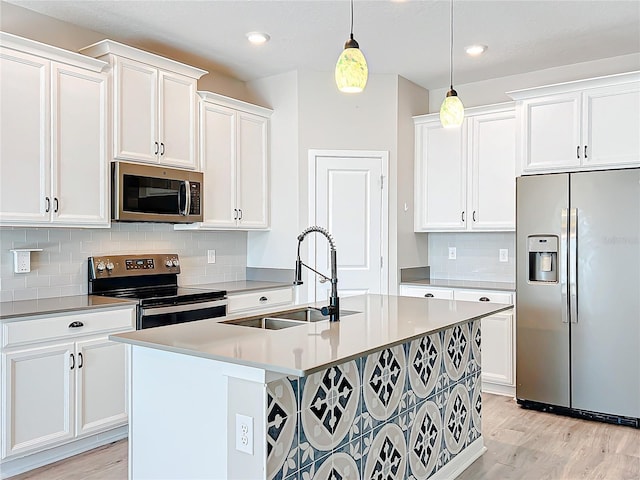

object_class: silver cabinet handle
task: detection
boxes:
[70,353,75,370]
[154,142,159,155]
[45,197,50,212]
[569,208,578,323]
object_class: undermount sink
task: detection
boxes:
[222,307,360,330]
[223,317,307,330]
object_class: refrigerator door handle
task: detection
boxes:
[560,208,569,323]
[569,207,578,323]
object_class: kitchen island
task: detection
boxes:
[111,294,511,480]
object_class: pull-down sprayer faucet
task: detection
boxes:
[294,226,339,321]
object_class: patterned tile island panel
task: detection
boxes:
[266,319,482,480]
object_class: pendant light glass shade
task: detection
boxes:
[440,88,464,128]
[335,0,368,93]
[440,0,464,127]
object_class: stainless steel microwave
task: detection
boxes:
[112,162,203,223]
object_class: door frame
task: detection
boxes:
[306,149,389,302]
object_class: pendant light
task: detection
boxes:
[440,0,464,128]
[335,0,368,93]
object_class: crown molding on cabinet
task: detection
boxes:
[198,91,273,117]
[0,32,109,73]
[79,39,207,79]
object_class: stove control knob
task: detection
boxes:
[96,261,106,272]
[172,259,180,267]
[106,262,114,271]
[165,260,173,268]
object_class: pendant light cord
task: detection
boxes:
[350,0,354,38]
[449,0,454,89]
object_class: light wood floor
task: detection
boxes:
[9,394,640,480]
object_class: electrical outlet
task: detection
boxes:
[448,247,457,260]
[207,249,216,264]
[499,249,509,262]
[235,414,253,455]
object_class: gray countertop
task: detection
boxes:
[186,280,292,294]
[0,295,137,321]
[401,278,516,292]
[111,294,511,377]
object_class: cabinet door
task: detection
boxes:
[480,311,514,386]
[237,111,269,229]
[414,120,466,231]
[113,57,157,163]
[469,111,516,230]
[582,83,640,168]
[51,63,109,226]
[159,70,197,169]
[75,337,128,437]
[520,93,581,172]
[200,102,237,228]
[0,48,50,224]
[2,342,75,459]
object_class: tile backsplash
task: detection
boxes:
[0,224,247,302]
[428,232,515,282]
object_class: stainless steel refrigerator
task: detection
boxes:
[516,168,640,424]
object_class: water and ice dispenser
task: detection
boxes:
[528,236,558,283]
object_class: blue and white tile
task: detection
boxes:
[442,323,470,383]
[467,374,482,447]
[362,346,407,425]
[312,451,360,480]
[362,422,408,480]
[407,400,442,480]
[469,320,482,376]
[442,383,471,458]
[406,333,442,406]
[266,378,299,480]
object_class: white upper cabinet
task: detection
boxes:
[414,103,516,232]
[176,92,271,230]
[0,33,109,227]
[80,40,207,170]
[509,71,640,173]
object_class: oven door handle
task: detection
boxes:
[141,298,228,316]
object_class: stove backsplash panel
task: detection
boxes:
[0,224,247,302]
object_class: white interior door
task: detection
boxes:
[309,150,388,302]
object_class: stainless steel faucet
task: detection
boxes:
[293,226,340,321]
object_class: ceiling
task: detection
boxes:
[6,0,640,90]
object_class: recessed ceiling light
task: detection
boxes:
[465,44,488,56]
[246,32,270,45]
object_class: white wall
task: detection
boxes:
[395,76,429,291]
[428,53,640,112]
[246,71,300,269]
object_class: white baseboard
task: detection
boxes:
[430,437,486,480]
[482,381,515,397]
[0,427,127,479]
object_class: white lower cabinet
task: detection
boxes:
[1,306,134,462]
[399,284,516,395]
[227,287,294,315]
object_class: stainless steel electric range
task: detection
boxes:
[88,254,227,329]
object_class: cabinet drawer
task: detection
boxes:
[454,290,513,305]
[227,288,293,313]
[399,285,454,300]
[2,307,135,348]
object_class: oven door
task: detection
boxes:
[138,298,227,329]
[112,162,203,223]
